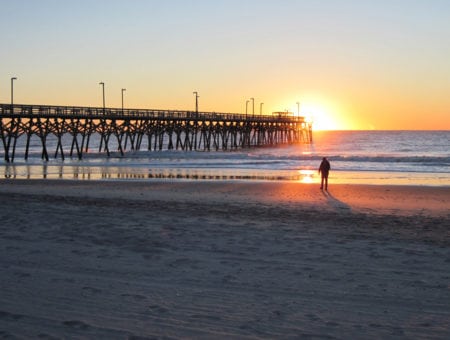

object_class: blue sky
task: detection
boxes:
[1,0,450,129]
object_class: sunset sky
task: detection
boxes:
[1,0,449,130]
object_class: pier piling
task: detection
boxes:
[0,103,312,162]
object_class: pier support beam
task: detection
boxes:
[0,103,312,162]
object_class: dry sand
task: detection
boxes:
[0,179,449,339]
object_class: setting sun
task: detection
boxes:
[301,103,335,131]
[295,101,343,131]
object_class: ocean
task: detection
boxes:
[1,130,449,186]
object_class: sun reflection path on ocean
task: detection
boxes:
[297,169,317,184]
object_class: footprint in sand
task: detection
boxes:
[305,313,321,322]
[120,293,147,301]
[190,314,221,321]
[147,305,169,314]
[37,333,60,339]
[0,310,24,321]
[82,286,102,294]
[62,320,91,330]
[14,271,31,279]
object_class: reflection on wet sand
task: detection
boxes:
[3,165,313,182]
[5,164,447,186]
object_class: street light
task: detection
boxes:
[121,88,126,112]
[11,77,17,107]
[245,100,249,118]
[296,102,300,117]
[250,97,255,116]
[193,91,199,115]
[260,102,264,115]
[99,82,105,112]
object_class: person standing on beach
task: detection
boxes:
[318,157,331,190]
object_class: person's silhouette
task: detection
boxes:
[318,157,331,190]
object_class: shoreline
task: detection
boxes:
[1,179,449,338]
[1,178,449,217]
[2,162,449,187]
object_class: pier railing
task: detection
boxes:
[1,103,306,122]
[1,103,312,162]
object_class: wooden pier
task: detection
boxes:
[0,103,312,162]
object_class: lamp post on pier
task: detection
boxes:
[121,88,126,113]
[245,100,249,118]
[193,91,199,117]
[296,102,300,118]
[11,77,17,109]
[99,82,105,113]
[260,102,264,115]
[250,97,255,116]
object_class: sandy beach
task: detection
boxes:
[0,179,449,339]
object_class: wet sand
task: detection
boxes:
[0,180,449,338]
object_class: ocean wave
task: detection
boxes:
[304,155,450,165]
[7,148,449,169]
[245,152,450,165]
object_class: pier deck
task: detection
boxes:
[1,103,312,162]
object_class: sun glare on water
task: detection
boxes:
[298,169,316,184]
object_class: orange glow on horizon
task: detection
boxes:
[295,101,348,131]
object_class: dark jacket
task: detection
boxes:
[319,159,330,176]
